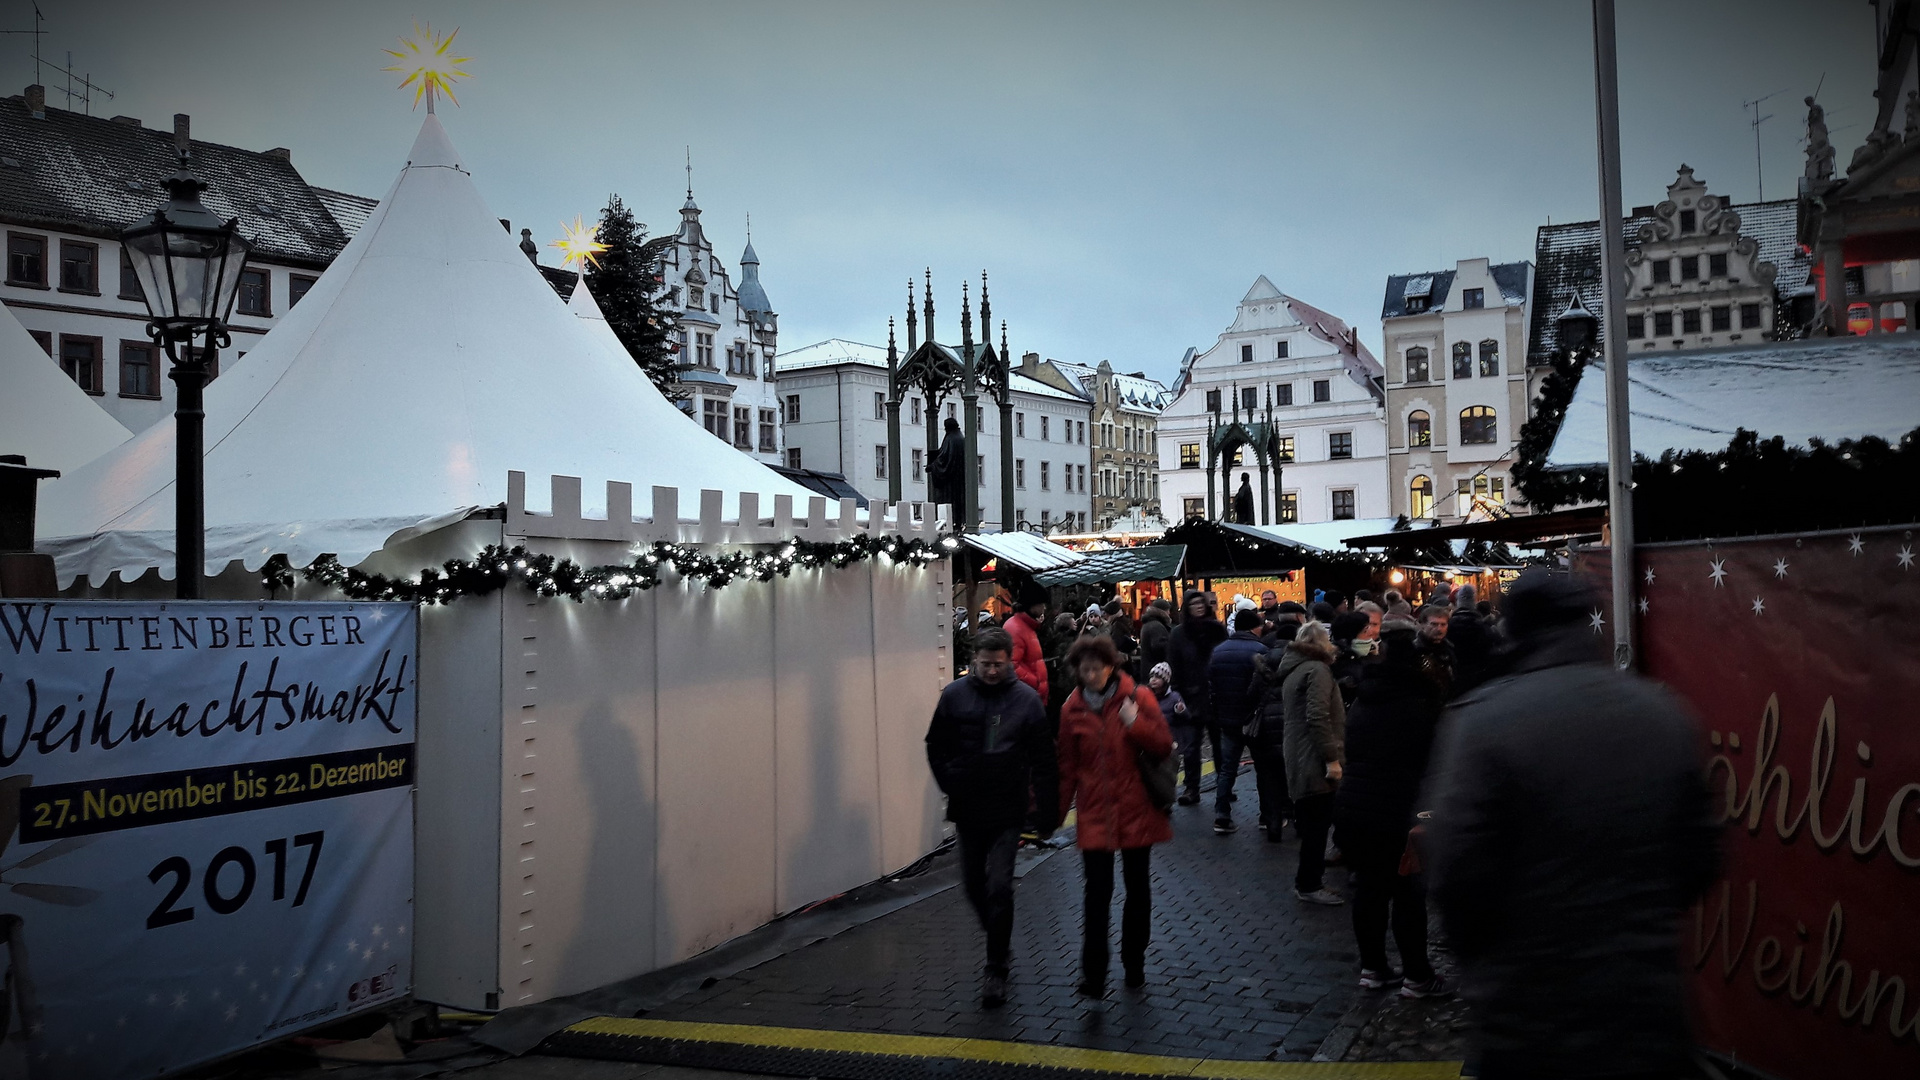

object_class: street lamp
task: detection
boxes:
[121,118,251,599]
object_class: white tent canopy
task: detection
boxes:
[36,116,813,587]
[1546,335,1920,468]
[0,300,130,474]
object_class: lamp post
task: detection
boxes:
[120,115,252,599]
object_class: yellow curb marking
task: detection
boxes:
[563,1016,1463,1078]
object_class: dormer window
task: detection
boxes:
[1680,209,1697,233]
[1405,297,1428,313]
[1462,288,1484,309]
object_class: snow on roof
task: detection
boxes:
[36,114,813,587]
[960,530,1083,571]
[774,339,1091,403]
[1544,335,1920,469]
[1527,198,1808,363]
[0,96,367,268]
[1046,361,1172,410]
[0,301,130,474]
[1224,518,1404,553]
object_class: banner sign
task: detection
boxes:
[0,601,417,1079]
[1580,527,1920,1078]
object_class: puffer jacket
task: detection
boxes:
[926,673,1059,831]
[1003,611,1048,701]
[1204,630,1267,727]
[1058,672,1174,852]
[1278,640,1346,799]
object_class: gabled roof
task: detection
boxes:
[0,96,370,267]
[1381,261,1531,320]
[1045,360,1172,410]
[1241,275,1285,304]
[1526,198,1809,363]
[1544,334,1920,468]
[1284,293,1385,396]
[37,115,813,587]
[0,299,130,474]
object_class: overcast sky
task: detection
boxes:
[33,1,1872,383]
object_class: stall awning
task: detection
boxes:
[1222,518,1402,553]
[1338,506,1607,549]
[1032,544,1186,587]
[959,531,1084,572]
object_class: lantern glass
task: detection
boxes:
[121,174,251,326]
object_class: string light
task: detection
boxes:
[263,532,954,605]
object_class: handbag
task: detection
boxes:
[1128,691,1177,813]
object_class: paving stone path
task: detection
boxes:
[648,776,1385,1063]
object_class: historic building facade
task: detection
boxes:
[0,87,375,434]
[1022,357,1170,528]
[774,338,1093,532]
[1527,167,1811,378]
[656,189,783,466]
[1379,259,1533,522]
[1156,276,1387,525]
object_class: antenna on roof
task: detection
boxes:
[744,211,750,243]
[1743,88,1788,202]
[33,48,115,116]
[685,146,693,200]
[0,4,47,87]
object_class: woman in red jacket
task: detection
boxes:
[1003,587,1049,701]
[1057,633,1173,996]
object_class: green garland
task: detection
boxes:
[262,534,957,605]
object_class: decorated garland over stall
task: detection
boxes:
[262,533,959,605]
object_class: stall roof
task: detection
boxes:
[1546,335,1920,468]
[1339,507,1608,549]
[959,531,1084,571]
[1033,544,1186,587]
[1223,518,1402,553]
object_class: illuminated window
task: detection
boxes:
[1460,406,1497,445]
[1179,442,1201,468]
[1410,475,1434,518]
[1408,410,1431,447]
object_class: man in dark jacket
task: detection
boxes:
[926,628,1060,1008]
[1424,571,1721,1080]
[1414,605,1456,703]
[1204,608,1267,834]
[1334,618,1447,996]
[1135,598,1173,681]
[1164,591,1226,805]
[1444,584,1496,694]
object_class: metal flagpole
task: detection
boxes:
[1592,0,1636,670]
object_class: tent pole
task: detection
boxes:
[1592,0,1636,670]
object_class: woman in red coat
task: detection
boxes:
[1057,633,1174,996]
[1003,588,1049,701]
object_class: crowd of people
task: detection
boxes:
[925,571,1719,1079]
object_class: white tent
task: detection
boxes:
[36,116,814,586]
[0,301,130,474]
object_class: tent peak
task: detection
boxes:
[405,114,466,173]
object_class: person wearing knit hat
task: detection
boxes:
[1145,662,1187,733]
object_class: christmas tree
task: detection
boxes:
[585,195,684,399]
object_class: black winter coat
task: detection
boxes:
[1424,626,1721,1077]
[1136,612,1171,677]
[926,674,1059,831]
[1444,609,1497,693]
[1333,658,1440,835]
[1205,630,1267,726]
[1165,617,1226,721]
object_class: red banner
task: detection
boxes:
[1581,526,1920,1078]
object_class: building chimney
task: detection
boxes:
[25,84,44,118]
[519,228,538,264]
[1021,351,1040,373]
[173,113,190,158]
[263,146,291,163]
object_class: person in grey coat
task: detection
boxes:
[1423,570,1721,1080]
[1277,620,1346,904]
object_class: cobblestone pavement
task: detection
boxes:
[1343,928,1473,1064]
[644,769,1393,1064]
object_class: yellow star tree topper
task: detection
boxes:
[382,22,472,113]
[551,217,609,270]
